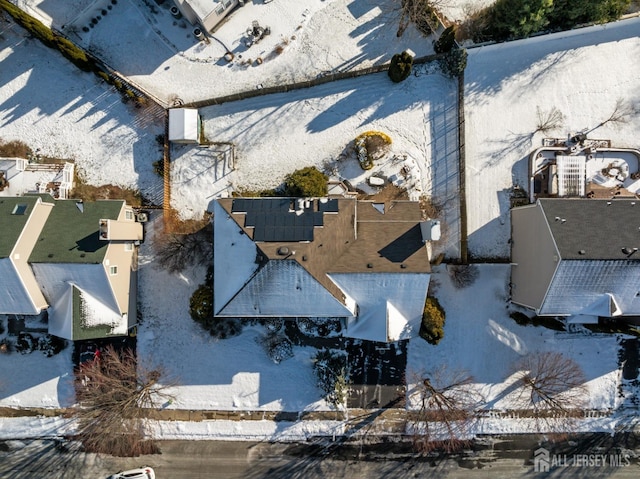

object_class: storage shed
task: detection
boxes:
[169,108,200,144]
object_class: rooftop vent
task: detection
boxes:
[578,250,586,255]
[277,247,290,255]
[75,200,84,213]
[367,263,373,268]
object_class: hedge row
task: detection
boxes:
[0,0,93,71]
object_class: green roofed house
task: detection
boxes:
[0,195,143,341]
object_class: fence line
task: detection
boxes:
[183,53,443,109]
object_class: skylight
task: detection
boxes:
[11,204,28,215]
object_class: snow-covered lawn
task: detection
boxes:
[464,17,640,259]
[55,0,435,104]
[0,343,74,408]
[0,19,164,200]
[407,265,622,415]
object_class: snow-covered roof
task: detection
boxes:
[168,108,199,143]
[48,283,126,340]
[212,200,259,315]
[218,260,353,318]
[0,258,39,315]
[541,260,640,316]
[213,198,431,339]
[329,273,430,342]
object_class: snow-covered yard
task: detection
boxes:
[464,17,640,259]
[407,265,622,415]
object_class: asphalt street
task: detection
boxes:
[2,434,640,479]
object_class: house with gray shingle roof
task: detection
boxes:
[511,198,640,321]
[0,195,143,340]
[213,197,432,343]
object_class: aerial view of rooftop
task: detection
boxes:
[1,0,640,477]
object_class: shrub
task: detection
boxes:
[97,71,110,83]
[0,338,11,354]
[189,283,213,324]
[55,36,93,72]
[448,264,479,289]
[388,51,413,83]
[264,318,284,333]
[438,48,467,78]
[510,312,566,331]
[261,333,294,364]
[420,297,446,345]
[152,159,164,177]
[472,0,629,42]
[434,25,457,54]
[283,166,328,197]
[297,317,341,337]
[16,332,37,354]
[313,348,348,406]
[38,334,67,357]
[0,138,31,158]
[510,311,530,326]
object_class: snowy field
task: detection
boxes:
[464,17,640,259]
[407,265,622,413]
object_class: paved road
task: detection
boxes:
[2,434,640,479]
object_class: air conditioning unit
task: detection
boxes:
[136,212,149,223]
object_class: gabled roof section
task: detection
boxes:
[217,260,353,317]
[0,196,40,258]
[540,259,640,316]
[0,258,39,314]
[330,201,430,273]
[329,273,430,342]
[48,283,126,341]
[32,263,121,317]
[29,199,123,263]
[213,200,260,315]
[540,198,640,260]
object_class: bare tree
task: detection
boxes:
[534,106,565,134]
[511,351,587,433]
[409,366,482,453]
[155,222,213,273]
[396,0,448,37]
[448,263,479,289]
[598,98,640,129]
[74,345,175,456]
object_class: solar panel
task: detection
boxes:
[232,198,322,242]
[318,199,339,213]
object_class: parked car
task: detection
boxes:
[77,342,101,366]
[108,467,155,479]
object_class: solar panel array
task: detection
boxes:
[231,198,333,242]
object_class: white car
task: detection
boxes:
[108,467,155,479]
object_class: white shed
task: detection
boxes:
[169,108,200,144]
